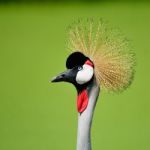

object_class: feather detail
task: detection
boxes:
[67,19,135,92]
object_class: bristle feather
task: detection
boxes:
[67,19,135,92]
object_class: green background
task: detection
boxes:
[0,2,150,150]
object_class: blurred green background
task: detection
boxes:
[0,1,150,150]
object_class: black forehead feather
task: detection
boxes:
[66,52,88,69]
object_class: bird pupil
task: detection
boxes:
[78,66,82,71]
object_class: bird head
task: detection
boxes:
[51,52,94,90]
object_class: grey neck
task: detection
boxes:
[76,77,100,150]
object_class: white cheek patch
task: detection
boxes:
[76,64,94,85]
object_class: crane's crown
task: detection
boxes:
[52,19,135,93]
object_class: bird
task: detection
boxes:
[51,19,135,150]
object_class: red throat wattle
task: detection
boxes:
[77,59,94,113]
[77,89,88,113]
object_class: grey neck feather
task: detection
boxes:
[76,77,100,150]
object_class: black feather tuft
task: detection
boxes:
[66,52,88,69]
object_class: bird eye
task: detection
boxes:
[78,66,83,71]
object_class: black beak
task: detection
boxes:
[51,69,74,83]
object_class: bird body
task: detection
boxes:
[52,52,98,150]
[51,19,135,150]
[77,77,99,150]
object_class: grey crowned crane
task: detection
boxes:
[51,19,135,150]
